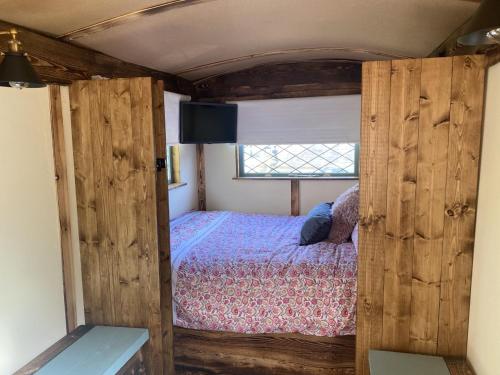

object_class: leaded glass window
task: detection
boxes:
[238,144,359,178]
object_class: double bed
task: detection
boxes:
[170,210,358,374]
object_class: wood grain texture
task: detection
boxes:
[152,80,176,375]
[196,144,207,211]
[410,57,452,354]
[49,85,77,332]
[116,351,146,375]
[70,78,171,373]
[382,58,421,351]
[14,325,93,375]
[291,180,300,216]
[438,55,485,356]
[171,145,181,184]
[357,55,485,372]
[356,60,391,375]
[194,61,361,101]
[174,327,355,375]
[0,19,193,94]
[446,358,477,375]
[70,81,103,323]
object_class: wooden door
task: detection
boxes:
[357,56,485,374]
[70,78,174,374]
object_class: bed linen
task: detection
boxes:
[170,210,357,337]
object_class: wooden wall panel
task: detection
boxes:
[356,60,391,375]
[70,78,170,374]
[382,58,421,351]
[438,55,485,356]
[410,57,453,354]
[194,61,361,101]
[71,81,104,324]
[357,55,485,374]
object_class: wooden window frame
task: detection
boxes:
[167,145,185,189]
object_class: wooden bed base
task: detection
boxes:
[173,327,355,375]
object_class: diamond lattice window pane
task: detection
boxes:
[239,143,358,177]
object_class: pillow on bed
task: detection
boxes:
[328,183,359,244]
[351,223,359,252]
[299,203,332,246]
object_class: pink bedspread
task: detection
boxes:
[170,211,357,337]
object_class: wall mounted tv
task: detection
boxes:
[179,101,238,144]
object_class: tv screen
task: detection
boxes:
[180,102,237,144]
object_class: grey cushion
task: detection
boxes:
[300,203,332,246]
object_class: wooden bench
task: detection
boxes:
[15,325,149,375]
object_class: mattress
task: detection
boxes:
[170,210,357,337]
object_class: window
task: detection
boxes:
[238,143,359,178]
[166,145,181,185]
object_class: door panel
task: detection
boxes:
[357,56,485,374]
[70,78,173,374]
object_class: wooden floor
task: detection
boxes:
[173,327,355,375]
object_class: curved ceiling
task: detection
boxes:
[0,0,478,80]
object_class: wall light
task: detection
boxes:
[457,0,500,46]
[0,28,45,89]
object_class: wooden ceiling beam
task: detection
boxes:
[194,60,362,102]
[0,19,194,94]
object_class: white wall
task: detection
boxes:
[467,62,500,375]
[205,144,357,215]
[0,87,67,374]
[169,144,198,219]
[300,179,358,214]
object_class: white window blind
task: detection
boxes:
[234,95,361,145]
[164,91,191,144]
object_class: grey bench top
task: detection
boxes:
[34,326,149,375]
[369,350,451,375]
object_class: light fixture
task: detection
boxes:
[0,28,45,89]
[457,0,500,46]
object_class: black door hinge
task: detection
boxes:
[156,158,167,171]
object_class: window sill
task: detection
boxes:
[232,176,359,181]
[168,182,187,190]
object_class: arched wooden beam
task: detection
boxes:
[193,60,362,102]
[178,47,408,78]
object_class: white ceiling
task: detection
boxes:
[0,0,479,80]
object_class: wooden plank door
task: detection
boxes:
[357,56,485,374]
[70,77,174,374]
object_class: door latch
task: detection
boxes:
[156,158,167,171]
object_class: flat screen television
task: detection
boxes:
[179,102,237,144]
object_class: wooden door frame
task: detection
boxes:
[49,84,78,333]
[152,79,176,374]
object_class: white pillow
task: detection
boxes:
[351,223,359,253]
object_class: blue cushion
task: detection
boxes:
[300,203,333,246]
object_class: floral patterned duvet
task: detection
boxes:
[170,211,357,337]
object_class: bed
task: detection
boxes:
[170,210,357,374]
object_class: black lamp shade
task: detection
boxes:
[0,52,45,88]
[457,0,500,46]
